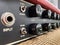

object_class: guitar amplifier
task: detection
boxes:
[0,0,60,45]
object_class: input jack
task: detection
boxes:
[20,6,26,13]
[1,12,15,27]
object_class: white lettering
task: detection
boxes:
[3,28,13,32]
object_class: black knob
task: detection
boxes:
[42,23,51,32]
[41,10,51,19]
[58,14,59,20]
[51,12,56,19]
[58,14,60,20]
[27,5,45,17]
[48,23,52,31]
[51,23,56,29]
[56,14,59,20]
[27,5,37,17]
[28,23,42,35]
[56,23,59,28]
[59,15,60,20]
[59,23,60,26]
[56,14,58,20]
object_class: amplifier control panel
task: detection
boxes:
[0,0,60,45]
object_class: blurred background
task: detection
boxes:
[58,0,60,8]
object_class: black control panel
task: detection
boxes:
[0,0,60,45]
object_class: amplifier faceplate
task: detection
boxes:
[0,0,60,45]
